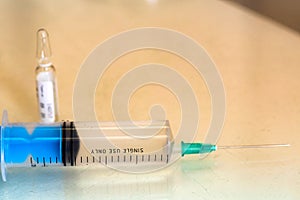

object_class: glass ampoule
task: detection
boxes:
[35,28,59,123]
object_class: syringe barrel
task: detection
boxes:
[71,121,173,171]
[0,119,174,181]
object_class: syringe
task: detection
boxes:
[0,111,289,182]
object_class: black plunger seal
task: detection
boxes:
[62,121,80,166]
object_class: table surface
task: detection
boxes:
[0,0,299,199]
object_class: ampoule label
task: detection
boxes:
[37,80,55,123]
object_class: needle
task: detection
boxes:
[217,144,290,149]
[181,142,290,156]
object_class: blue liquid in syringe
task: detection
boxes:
[2,125,62,165]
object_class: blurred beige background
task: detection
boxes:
[0,0,299,199]
[231,0,300,32]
